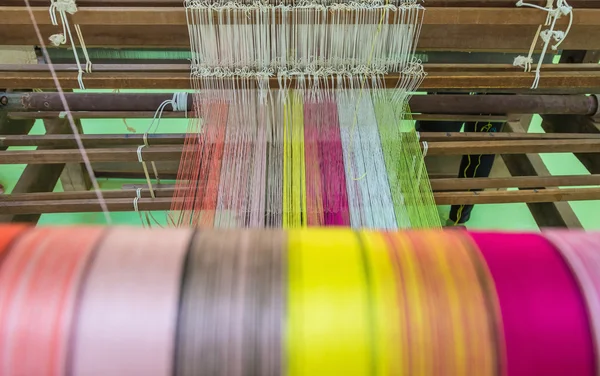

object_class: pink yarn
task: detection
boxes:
[469,232,595,376]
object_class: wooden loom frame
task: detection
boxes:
[1,1,600,228]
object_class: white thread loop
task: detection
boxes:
[74,24,92,73]
[137,145,145,163]
[49,33,66,46]
[48,0,92,90]
[133,188,145,228]
[133,188,142,212]
[137,92,188,202]
[422,141,429,157]
[513,56,533,72]
[515,0,573,89]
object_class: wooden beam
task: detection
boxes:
[3,6,598,26]
[2,187,600,215]
[6,1,600,8]
[6,111,516,123]
[2,132,599,148]
[3,173,595,198]
[2,7,600,51]
[502,120,583,228]
[93,161,180,180]
[3,139,600,164]
[541,114,600,175]
[2,66,600,92]
[425,139,600,156]
[430,174,600,191]
[434,188,600,205]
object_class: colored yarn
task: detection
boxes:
[0,227,104,376]
[71,227,191,376]
[176,230,285,376]
[0,225,28,262]
[169,0,432,230]
[470,232,596,376]
[544,231,600,375]
[2,225,599,376]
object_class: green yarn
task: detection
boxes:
[373,92,441,229]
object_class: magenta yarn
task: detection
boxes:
[469,232,596,376]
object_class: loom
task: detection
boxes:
[1,1,600,374]
[0,0,599,227]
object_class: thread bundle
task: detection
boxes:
[169,90,439,230]
[1,225,599,375]
[169,0,435,230]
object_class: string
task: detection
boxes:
[24,0,112,224]
[173,0,433,229]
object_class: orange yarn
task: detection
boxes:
[0,225,29,262]
[0,227,105,376]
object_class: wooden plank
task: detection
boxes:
[3,173,595,198]
[3,7,600,51]
[8,0,600,7]
[93,161,179,180]
[426,139,600,156]
[6,111,515,122]
[2,132,598,148]
[4,7,597,26]
[541,115,600,174]
[2,187,600,215]
[502,120,582,228]
[6,63,600,72]
[430,174,600,191]
[5,24,598,52]
[3,139,600,164]
[2,69,600,92]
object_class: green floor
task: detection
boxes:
[2,98,599,230]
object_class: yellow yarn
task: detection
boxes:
[283,91,307,228]
[359,232,402,376]
[287,229,371,375]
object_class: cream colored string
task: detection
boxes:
[25,0,112,224]
[514,0,573,89]
[136,93,188,227]
[48,0,92,89]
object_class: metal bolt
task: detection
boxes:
[0,96,7,106]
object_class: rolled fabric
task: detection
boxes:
[70,227,192,376]
[544,231,600,376]
[469,232,596,376]
[0,227,105,376]
[0,225,29,263]
[175,230,285,376]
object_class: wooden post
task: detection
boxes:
[0,118,72,223]
[541,114,600,174]
[49,118,92,191]
[501,119,583,228]
[0,108,35,151]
